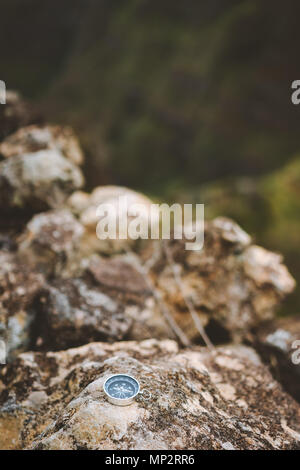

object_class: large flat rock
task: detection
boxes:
[0,340,299,450]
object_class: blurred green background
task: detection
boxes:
[0,0,299,313]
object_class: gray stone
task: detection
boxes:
[255,315,300,403]
[0,149,84,212]
[18,209,85,277]
[0,124,84,166]
[0,251,44,359]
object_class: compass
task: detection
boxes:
[103,374,151,406]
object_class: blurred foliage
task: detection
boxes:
[1,0,300,191]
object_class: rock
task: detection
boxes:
[87,256,173,342]
[0,91,42,141]
[212,216,252,247]
[16,210,173,348]
[0,149,84,213]
[32,276,132,350]
[17,211,296,348]
[0,340,299,449]
[18,209,85,277]
[68,185,159,255]
[147,217,296,343]
[0,125,84,166]
[31,255,173,350]
[243,245,296,294]
[254,315,300,403]
[87,256,150,299]
[0,252,44,359]
[66,190,90,216]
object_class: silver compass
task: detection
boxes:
[103,374,151,406]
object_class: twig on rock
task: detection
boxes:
[125,246,191,347]
[162,240,215,351]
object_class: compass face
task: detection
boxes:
[104,375,139,400]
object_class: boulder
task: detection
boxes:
[32,275,132,350]
[16,212,297,348]
[255,315,300,403]
[31,256,172,350]
[87,256,173,342]
[0,340,299,450]
[18,209,85,277]
[0,125,84,166]
[15,209,173,349]
[67,190,90,216]
[67,185,159,255]
[0,251,44,360]
[147,217,296,343]
[0,149,84,213]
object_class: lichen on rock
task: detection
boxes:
[0,124,84,166]
[0,149,84,213]
[0,251,44,359]
[18,209,85,277]
[67,185,159,255]
[146,217,296,343]
[32,275,133,350]
[0,340,299,450]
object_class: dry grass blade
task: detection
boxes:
[126,247,190,347]
[163,240,215,351]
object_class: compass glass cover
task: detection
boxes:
[104,375,139,400]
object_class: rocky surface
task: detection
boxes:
[0,125,84,166]
[0,251,44,359]
[67,185,159,255]
[32,267,136,350]
[254,315,300,403]
[0,149,84,213]
[0,111,298,450]
[18,209,85,277]
[87,256,173,342]
[0,194,296,359]
[29,255,173,350]
[147,217,296,343]
[0,117,84,218]
[11,205,296,351]
[0,339,299,450]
